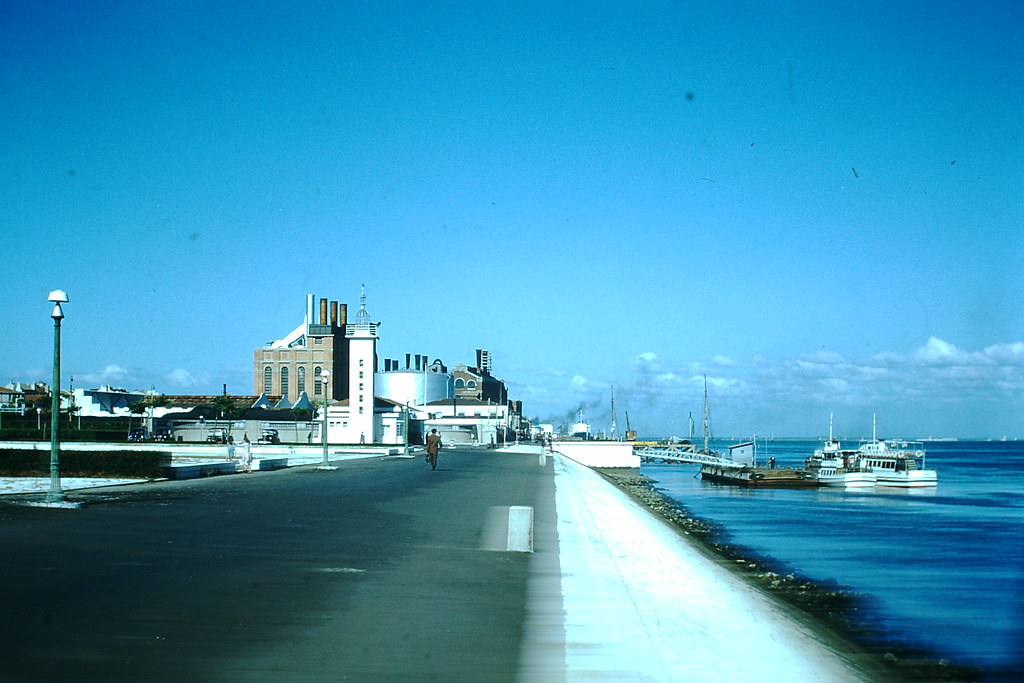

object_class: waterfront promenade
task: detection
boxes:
[0,445,875,681]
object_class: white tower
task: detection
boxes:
[346,285,378,443]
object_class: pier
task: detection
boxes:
[635,444,744,468]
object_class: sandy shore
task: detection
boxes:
[594,468,985,682]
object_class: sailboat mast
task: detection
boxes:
[702,376,710,454]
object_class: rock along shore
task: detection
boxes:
[594,468,987,683]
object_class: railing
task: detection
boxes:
[635,445,745,468]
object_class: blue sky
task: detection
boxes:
[2,2,1021,438]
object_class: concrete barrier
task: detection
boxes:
[551,440,639,468]
[164,462,238,480]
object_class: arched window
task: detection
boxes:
[297,367,306,394]
[264,367,272,394]
[455,378,465,389]
[314,367,322,396]
[467,380,477,390]
[281,367,289,398]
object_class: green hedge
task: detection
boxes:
[0,449,167,478]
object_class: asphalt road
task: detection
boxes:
[0,448,554,682]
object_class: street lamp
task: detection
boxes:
[317,369,336,471]
[47,289,68,503]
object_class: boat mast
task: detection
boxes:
[702,375,710,454]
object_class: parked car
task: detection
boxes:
[258,428,279,444]
[128,428,147,442]
[153,428,173,442]
[206,428,228,443]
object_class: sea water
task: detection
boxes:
[642,440,1024,676]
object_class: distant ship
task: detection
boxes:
[570,410,591,440]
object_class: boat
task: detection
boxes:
[857,416,937,487]
[697,380,818,488]
[804,414,877,487]
[701,462,819,488]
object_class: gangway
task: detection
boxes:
[634,444,744,468]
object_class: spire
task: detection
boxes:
[355,283,371,324]
[347,283,378,337]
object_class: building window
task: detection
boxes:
[455,378,465,389]
[359,383,363,391]
[467,380,477,389]
[297,367,306,394]
[281,367,289,397]
[359,359,364,367]
[359,407,363,414]
[359,371,363,379]
[314,367,322,396]
[264,367,272,394]
[315,338,322,345]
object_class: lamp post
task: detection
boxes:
[46,289,68,503]
[317,369,336,470]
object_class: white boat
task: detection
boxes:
[857,416,937,487]
[805,415,876,487]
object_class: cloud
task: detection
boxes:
[914,337,968,365]
[570,375,588,389]
[602,338,1023,437]
[76,364,129,386]
[165,369,199,389]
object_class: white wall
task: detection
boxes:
[552,441,640,468]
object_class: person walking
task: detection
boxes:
[241,433,253,473]
[425,429,442,471]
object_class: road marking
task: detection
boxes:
[482,505,534,552]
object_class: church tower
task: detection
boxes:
[346,285,378,443]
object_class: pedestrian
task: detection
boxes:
[226,435,235,462]
[769,456,776,469]
[241,433,253,473]
[425,429,442,471]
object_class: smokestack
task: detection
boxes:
[406,353,411,369]
[319,298,328,325]
[339,303,347,325]
[330,301,338,326]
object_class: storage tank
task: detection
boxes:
[375,370,452,406]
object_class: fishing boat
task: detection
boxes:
[857,416,937,487]
[804,415,876,487]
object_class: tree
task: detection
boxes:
[211,395,242,420]
[129,401,148,436]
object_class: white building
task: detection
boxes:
[321,287,389,445]
[419,397,510,446]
